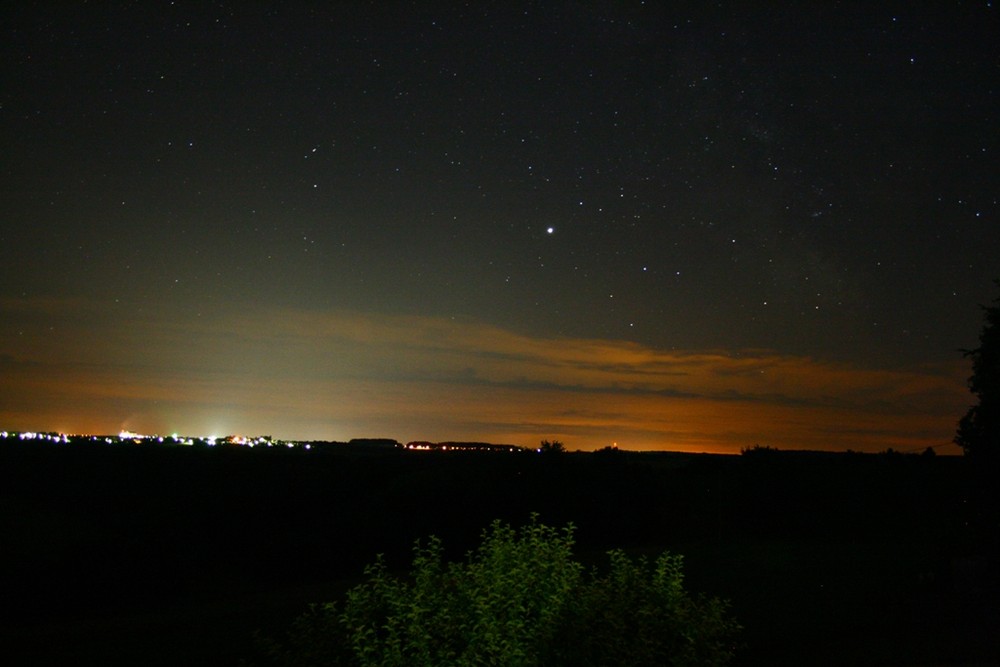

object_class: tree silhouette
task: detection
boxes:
[956,280,1000,465]
[956,281,1000,557]
[539,439,566,454]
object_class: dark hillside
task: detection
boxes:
[0,441,994,666]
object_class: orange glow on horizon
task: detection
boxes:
[0,303,972,454]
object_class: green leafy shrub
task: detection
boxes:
[554,549,739,666]
[253,516,739,666]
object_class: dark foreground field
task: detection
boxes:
[1,441,997,666]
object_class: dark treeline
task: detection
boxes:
[0,439,995,666]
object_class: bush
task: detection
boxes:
[253,516,739,666]
[555,549,739,666]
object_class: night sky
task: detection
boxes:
[2,2,998,452]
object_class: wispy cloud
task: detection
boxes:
[0,300,971,452]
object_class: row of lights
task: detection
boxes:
[0,430,307,449]
[2,431,70,443]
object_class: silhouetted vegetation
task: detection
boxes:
[538,439,565,454]
[956,280,1000,559]
[957,280,1000,464]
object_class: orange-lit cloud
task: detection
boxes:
[0,299,972,453]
